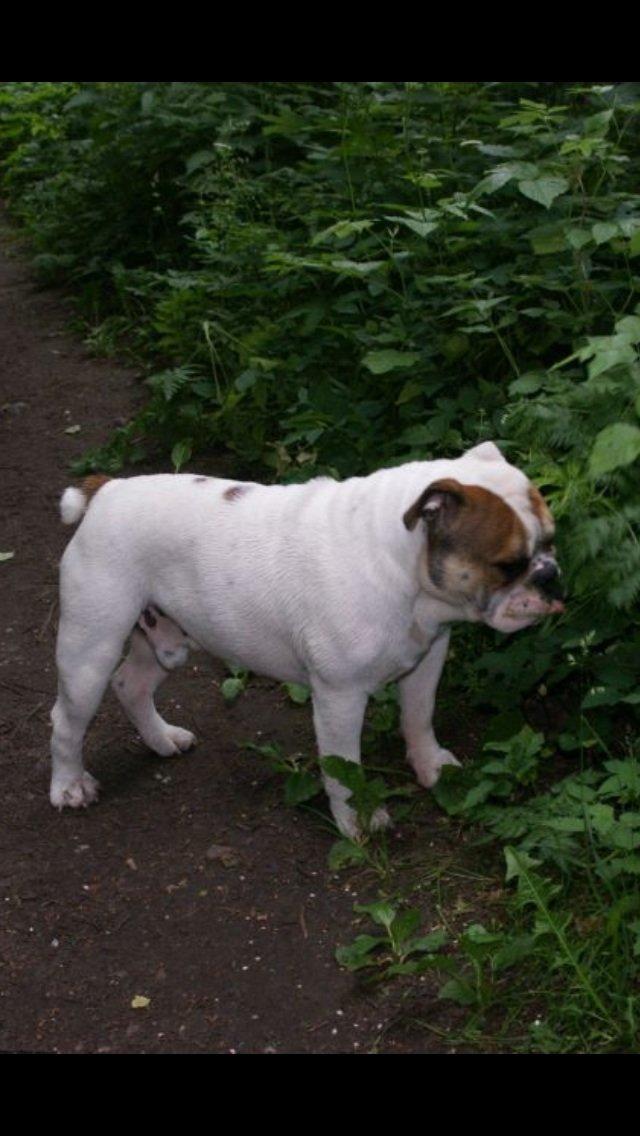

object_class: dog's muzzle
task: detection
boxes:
[527,555,564,603]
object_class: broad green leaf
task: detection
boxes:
[583,109,613,135]
[362,350,420,374]
[589,423,640,478]
[284,770,320,807]
[592,221,619,246]
[602,856,640,878]
[320,755,365,793]
[581,685,625,709]
[566,227,592,250]
[405,172,442,189]
[284,682,310,704]
[529,225,567,255]
[64,91,99,111]
[405,929,448,954]
[438,978,476,1006]
[504,846,541,883]
[311,219,373,246]
[171,440,192,472]
[493,934,537,972]
[441,332,470,360]
[328,839,367,872]
[518,177,569,209]
[389,908,422,946]
[543,816,585,834]
[335,935,385,971]
[329,258,385,276]
[476,161,538,195]
[615,315,640,343]
[384,214,439,238]
[355,901,396,930]
[235,368,259,393]
[185,149,216,175]
[400,423,440,447]
[462,779,495,810]
[220,676,244,702]
[588,344,637,379]
[396,379,424,404]
[509,372,546,395]
[630,230,640,258]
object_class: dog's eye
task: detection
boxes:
[494,557,529,581]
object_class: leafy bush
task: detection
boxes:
[2,81,640,1050]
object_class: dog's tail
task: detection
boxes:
[60,475,111,525]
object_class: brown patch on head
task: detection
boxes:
[223,484,249,502]
[405,478,530,600]
[528,486,555,542]
[82,473,111,502]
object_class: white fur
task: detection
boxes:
[50,444,548,836]
[60,486,88,525]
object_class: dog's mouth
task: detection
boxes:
[484,585,565,633]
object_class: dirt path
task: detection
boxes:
[0,218,475,1054]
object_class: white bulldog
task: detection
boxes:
[50,442,563,837]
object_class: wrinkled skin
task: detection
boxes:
[485,584,564,633]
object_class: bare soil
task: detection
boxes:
[0,219,487,1054]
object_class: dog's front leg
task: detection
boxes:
[399,629,461,788]
[311,682,388,838]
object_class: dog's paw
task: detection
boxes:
[331,802,393,840]
[165,725,197,753]
[50,771,100,810]
[370,806,393,832]
[331,801,361,841]
[411,747,461,789]
[148,725,197,757]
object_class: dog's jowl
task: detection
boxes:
[50,441,563,837]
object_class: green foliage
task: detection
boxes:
[2,80,639,727]
[2,81,640,1051]
[283,682,311,705]
[320,754,413,835]
[335,899,447,978]
[244,740,322,808]
[433,726,547,816]
[219,665,250,703]
[430,734,640,1050]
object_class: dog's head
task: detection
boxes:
[403,442,564,633]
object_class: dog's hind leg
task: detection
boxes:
[50,590,139,809]
[111,617,196,757]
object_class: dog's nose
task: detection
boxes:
[530,558,564,600]
[531,560,557,585]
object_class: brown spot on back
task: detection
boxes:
[82,473,111,502]
[223,484,249,502]
[193,476,207,483]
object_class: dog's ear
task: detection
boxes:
[403,478,466,531]
[463,441,506,463]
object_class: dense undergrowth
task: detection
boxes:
[1,81,639,1051]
